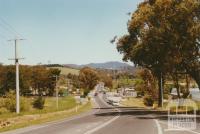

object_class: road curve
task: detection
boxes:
[1,94,200,134]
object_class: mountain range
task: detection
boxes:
[64,61,134,70]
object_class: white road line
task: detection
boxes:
[84,94,121,134]
[84,114,120,134]
[154,119,163,134]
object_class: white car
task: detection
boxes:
[107,96,121,106]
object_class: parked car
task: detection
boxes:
[94,92,98,96]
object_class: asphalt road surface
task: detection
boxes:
[2,94,200,134]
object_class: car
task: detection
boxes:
[94,92,98,96]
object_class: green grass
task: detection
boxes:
[27,96,77,114]
[121,97,146,108]
[0,101,91,132]
[113,79,136,89]
[0,96,77,118]
[48,67,79,75]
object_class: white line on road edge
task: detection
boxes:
[154,119,163,134]
[84,94,121,134]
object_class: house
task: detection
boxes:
[118,88,137,97]
[170,88,183,96]
[123,88,137,97]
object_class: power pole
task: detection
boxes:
[8,38,25,114]
[53,75,59,109]
[161,72,163,107]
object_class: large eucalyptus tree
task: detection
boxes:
[117,0,200,106]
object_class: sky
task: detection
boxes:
[0,0,142,65]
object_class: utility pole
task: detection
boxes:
[53,75,59,109]
[161,72,163,107]
[8,38,25,114]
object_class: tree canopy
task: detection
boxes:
[79,67,99,96]
[117,0,200,106]
[0,65,61,96]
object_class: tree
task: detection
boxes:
[117,0,200,106]
[47,68,61,96]
[97,71,113,88]
[19,66,32,95]
[79,67,99,96]
[0,66,16,94]
[139,69,158,100]
[31,66,49,95]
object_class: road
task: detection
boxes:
[2,94,200,134]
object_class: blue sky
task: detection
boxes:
[0,0,142,65]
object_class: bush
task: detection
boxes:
[33,96,45,109]
[83,89,90,98]
[182,92,190,98]
[143,95,154,106]
[0,107,9,114]
[4,92,16,112]
[58,89,64,97]
[4,91,30,112]
[20,97,30,111]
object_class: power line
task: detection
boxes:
[0,22,17,37]
[0,18,20,35]
[0,17,24,38]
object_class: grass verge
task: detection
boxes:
[0,101,92,133]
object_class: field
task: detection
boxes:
[48,67,80,75]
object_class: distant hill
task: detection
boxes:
[46,61,139,75]
[48,67,79,75]
[84,61,133,70]
[63,61,138,72]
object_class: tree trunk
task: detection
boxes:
[188,69,200,89]
[172,73,180,98]
[185,74,190,93]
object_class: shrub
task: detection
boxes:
[4,91,30,112]
[0,107,9,114]
[58,89,64,97]
[143,95,154,106]
[33,96,45,109]
[182,92,190,99]
[20,97,30,111]
[4,92,17,112]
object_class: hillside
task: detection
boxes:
[64,61,134,70]
[48,67,79,75]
